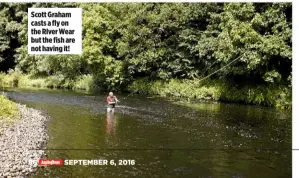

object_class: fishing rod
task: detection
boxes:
[116,102,125,114]
[122,92,135,100]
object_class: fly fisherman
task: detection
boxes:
[106,92,119,113]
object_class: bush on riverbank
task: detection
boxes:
[73,74,97,91]
[0,70,98,91]
[0,71,292,109]
[128,79,292,109]
[0,95,19,122]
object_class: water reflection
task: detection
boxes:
[106,113,117,136]
[3,88,291,177]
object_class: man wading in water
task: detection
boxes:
[106,92,119,113]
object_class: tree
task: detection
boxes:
[197,3,292,85]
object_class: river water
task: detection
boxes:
[4,87,291,178]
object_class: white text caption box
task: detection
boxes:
[28,8,82,55]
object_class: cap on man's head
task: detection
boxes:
[109,92,113,96]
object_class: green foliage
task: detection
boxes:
[0,3,29,71]
[0,95,19,122]
[20,76,47,88]
[0,68,23,87]
[73,74,95,91]
[129,79,291,109]
[0,72,99,91]
[0,3,292,108]
[197,3,291,80]
[263,70,281,83]
[129,78,221,100]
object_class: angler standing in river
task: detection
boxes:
[106,92,119,113]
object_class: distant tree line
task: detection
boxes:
[0,2,292,91]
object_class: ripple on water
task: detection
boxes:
[3,88,291,178]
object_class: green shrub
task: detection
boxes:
[0,70,21,87]
[45,74,65,88]
[129,78,291,109]
[0,72,96,91]
[73,74,95,91]
[29,78,47,88]
[0,71,291,109]
[0,95,19,123]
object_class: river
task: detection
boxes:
[4,87,291,178]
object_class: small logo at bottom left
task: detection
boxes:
[38,159,64,166]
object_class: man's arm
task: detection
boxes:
[115,96,119,103]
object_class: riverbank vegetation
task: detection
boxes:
[0,95,19,125]
[129,79,291,109]
[0,3,292,108]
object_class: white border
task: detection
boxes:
[0,0,297,177]
[294,150,299,178]
[293,0,298,149]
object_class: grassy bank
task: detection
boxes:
[0,95,19,125]
[128,79,292,109]
[0,71,291,109]
[0,70,97,91]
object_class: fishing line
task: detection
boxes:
[197,55,242,83]
[122,92,135,100]
[178,55,242,95]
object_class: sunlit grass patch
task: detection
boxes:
[0,95,19,124]
[129,79,291,109]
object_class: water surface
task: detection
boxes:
[5,87,291,178]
